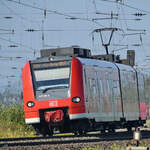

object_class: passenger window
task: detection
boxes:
[88,78,98,99]
[98,80,103,96]
[113,80,120,97]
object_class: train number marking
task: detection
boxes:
[49,101,58,107]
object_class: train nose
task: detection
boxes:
[44,110,64,123]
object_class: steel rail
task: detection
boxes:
[0,130,150,148]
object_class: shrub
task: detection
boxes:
[0,103,34,138]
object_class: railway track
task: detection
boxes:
[0,130,150,149]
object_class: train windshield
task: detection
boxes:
[34,67,70,90]
[31,61,71,100]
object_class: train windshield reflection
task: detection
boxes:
[33,67,70,91]
[37,84,69,93]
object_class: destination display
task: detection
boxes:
[32,61,69,69]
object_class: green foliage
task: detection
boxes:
[139,141,150,147]
[110,144,125,150]
[0,103,23,124]
[81,144,126,150]
[145,120,150,127]
[0,103,34,138]
[82,145,100,150]
[81,142,150,150]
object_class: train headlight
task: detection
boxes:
[72,97,81,103]
[27,101,35,107]
[49,57,54,61]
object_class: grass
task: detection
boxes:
[81,142,150,150]
[81,144,126,150]
[0,103,34,138]
[145,120,150,127]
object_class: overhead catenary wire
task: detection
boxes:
[0,36,37,52]
[24,28,96,32]
[0,11,119,15]
[0,28,13,32]
[4,0,105,27]
[93,0,98,13]
[2,0,149,55]
[5,0,81,17]
[98,0,150,14]
[1,0,41,25]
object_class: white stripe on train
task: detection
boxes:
[69,113,88,120]
[25,118,40,124]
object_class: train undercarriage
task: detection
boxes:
[32,109,145,136]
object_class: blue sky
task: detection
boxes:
[0,0,150,91]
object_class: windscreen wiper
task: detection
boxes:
[42,85,68,93]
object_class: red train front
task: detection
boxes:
[22,56,86,136]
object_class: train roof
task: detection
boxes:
[78,57,135,72]
[78,57,116,69]
[116,63,136,72]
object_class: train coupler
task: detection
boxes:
[44,110,64,124]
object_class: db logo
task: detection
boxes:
[49,101,58,107]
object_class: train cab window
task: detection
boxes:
[34,67,70,90]
[31,61,71,100]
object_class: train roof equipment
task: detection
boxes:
[40,46,135,67]
[40,46,91,58]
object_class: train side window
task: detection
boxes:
[83,66,89,102]
[88,77,98,99]
[138,73,145,102]
[90,78,96,94]
[105,70,112,97]
[106,79,112,97]
[113,80,120,97]
[98,80,103,96]
[97,70,104,97]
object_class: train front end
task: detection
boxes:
[22,56,86,136]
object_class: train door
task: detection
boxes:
[83,64,122,122]
[95,68,115,122]
[120,70,139,121]
[83,66,89,115]
[112,75,123,121]
[108,70,123,121]
[137,72,147,120]
[107,73,116,121]
[83,66,99,118]
[95,68,122,122]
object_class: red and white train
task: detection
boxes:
[22,48,149,136]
